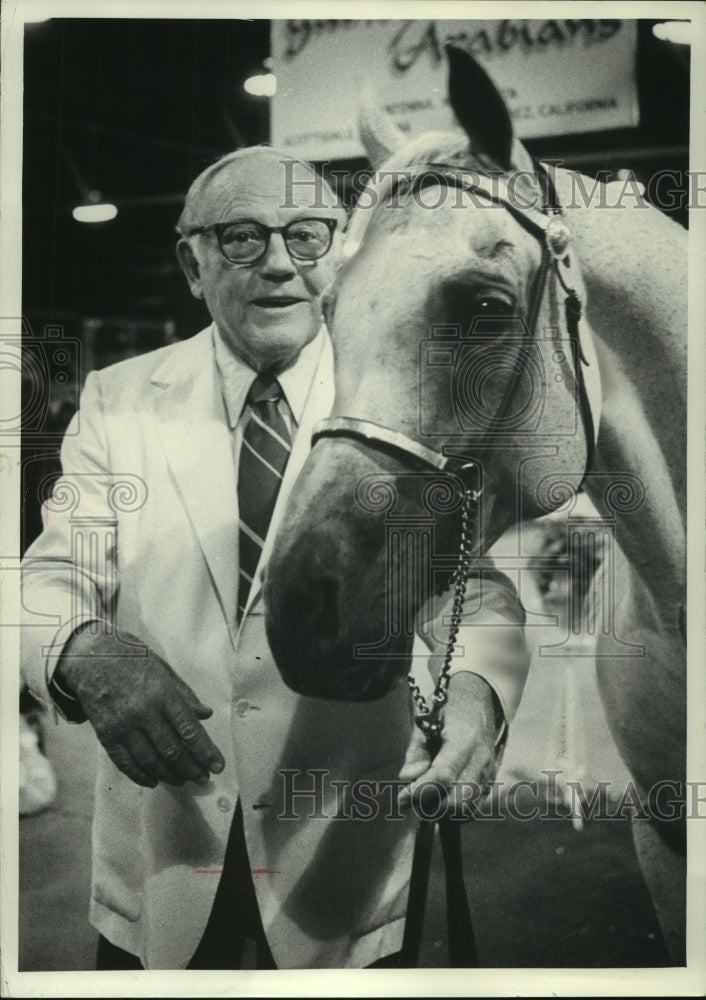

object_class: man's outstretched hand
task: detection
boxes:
[56,628,225,788]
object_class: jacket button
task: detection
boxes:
[217,796,231,813]
[235,699,250,717]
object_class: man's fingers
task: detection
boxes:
[134,724,207,786]
[123,731,185,786]
[188,696,214,720]
[172,675,214,720]
[165,703,225,776]
[398,727,432,782]
[397,729,439,810]
[103,740,158,789]
[399,736,475,812]
[175,678,219,729]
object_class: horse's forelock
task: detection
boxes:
[342,132,472,259]
[341,131,536,262]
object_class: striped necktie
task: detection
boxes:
[237,373,292,621]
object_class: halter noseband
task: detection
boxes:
[312,161,598,482]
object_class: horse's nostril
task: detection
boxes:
[266,566,348,696]
[270,562,341,648]
[305,573,340,646]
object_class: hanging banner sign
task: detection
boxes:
[271,19,638,161]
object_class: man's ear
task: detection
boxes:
[176,239,204,299]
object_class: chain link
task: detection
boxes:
[407,471,480,746]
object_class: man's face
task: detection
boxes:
[179,155,343,371]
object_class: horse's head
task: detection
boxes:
[265,46,599,700]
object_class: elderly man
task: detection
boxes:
[21,146,529,970]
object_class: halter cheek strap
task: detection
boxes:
[433,162,601,470]
[539,164,601,476]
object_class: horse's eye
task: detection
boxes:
[471,293,516,318]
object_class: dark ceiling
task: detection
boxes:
[22,18,690,343]
[23,18,273,338]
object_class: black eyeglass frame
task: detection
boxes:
[182,217,339,264]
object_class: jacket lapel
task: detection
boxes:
[150,327,241,647]
[241,333,335,619]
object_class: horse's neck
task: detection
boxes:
[588,336,685,624]
[554,170,687,616]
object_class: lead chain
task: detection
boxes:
[407,477,480,747]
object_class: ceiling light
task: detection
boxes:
[243,73,277,97]
[72,203,118,223]
[652,21,691,45]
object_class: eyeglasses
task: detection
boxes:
[184,217,338,265]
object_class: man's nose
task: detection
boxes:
[259,233,297,278]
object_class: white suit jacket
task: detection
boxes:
[21,325,529,969]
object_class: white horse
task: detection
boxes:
[265,48,687,960]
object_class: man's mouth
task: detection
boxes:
[251,296,306,308]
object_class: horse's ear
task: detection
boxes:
[446,44,514,172]
[358,82,407,169]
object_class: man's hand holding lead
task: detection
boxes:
[398,671,502,815]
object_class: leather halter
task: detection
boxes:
[312,416,474,477]
[312,161,599,486]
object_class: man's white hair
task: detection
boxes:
[176,145,342,235]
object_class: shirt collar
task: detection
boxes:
[212,323,326,429]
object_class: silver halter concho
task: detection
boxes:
[311,163,593,748]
